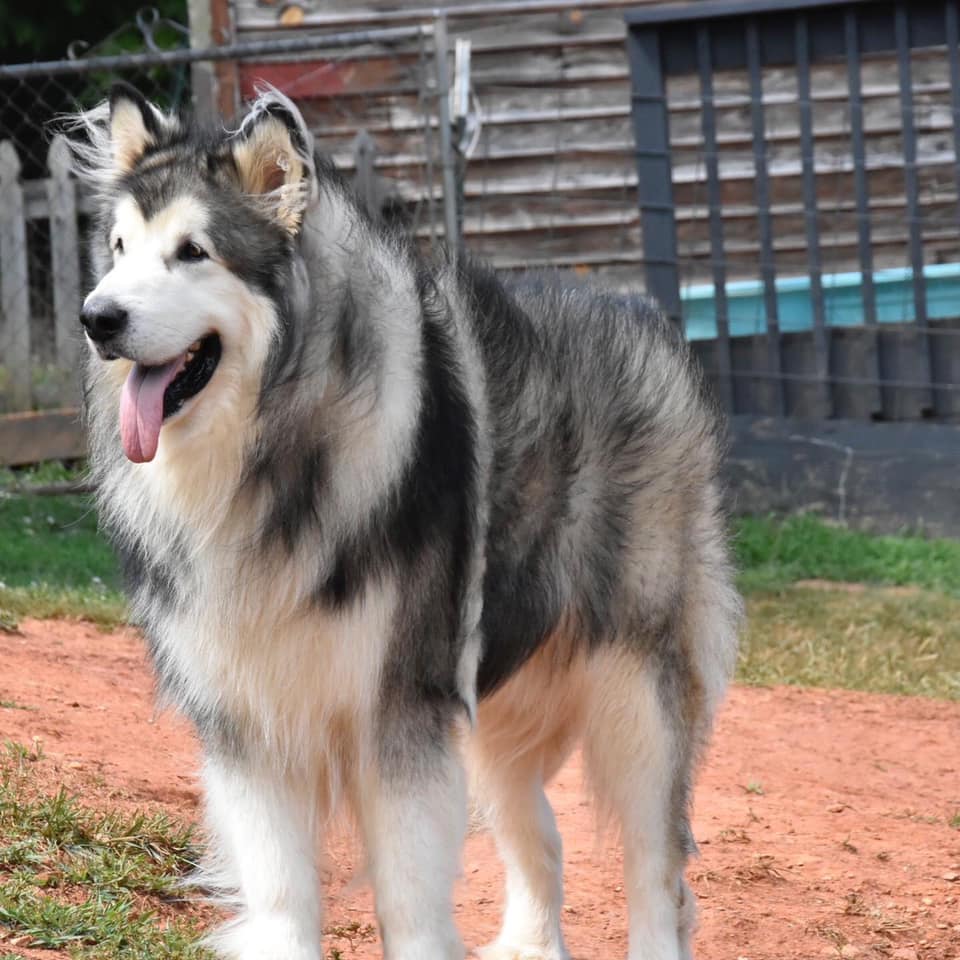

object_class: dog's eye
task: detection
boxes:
[113,237,124,255]
[177,241,208,263]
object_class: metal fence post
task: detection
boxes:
[627,27,681,324]
[434,14,461,261]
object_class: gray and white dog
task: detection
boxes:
[71,83,741,960]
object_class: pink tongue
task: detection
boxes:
[120,357,186,463]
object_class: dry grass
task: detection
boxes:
[732,855,785,884]
[740,586,960,700]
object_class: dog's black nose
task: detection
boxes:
[80,301,128,342]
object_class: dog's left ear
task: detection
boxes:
[231,88,316,235]
[109,83,163,173]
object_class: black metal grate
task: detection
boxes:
[627,0,960,421]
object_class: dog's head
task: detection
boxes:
[73,83,317,463]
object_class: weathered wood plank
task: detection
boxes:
[0,408,85,467]
[234,0,644,32]
[0,140,31,411]
[46,135,80,377]
[238,56,425,99]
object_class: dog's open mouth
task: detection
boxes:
[120,333,221,463]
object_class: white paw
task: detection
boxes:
[476,941,570,960]
[206,912,322,960]
[383,929,465,960]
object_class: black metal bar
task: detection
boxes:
[746,17,784,415]
[842,7,883,419]
[628,27,682,323]
[845,9,877,327]
[627,0,874,26]
[795,13,832,415]
[632,0,946,75]
[945,1,960,240]
[633,202,678,213]
[895,5,928,331]
[696,24,734,413]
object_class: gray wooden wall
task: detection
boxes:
[231,0,960,289]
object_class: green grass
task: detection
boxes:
[732,514,960,700]
[0,469,125,629]
[0,742,212,958]
[734,514,960,595]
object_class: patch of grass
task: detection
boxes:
[0,487,125,628]
[0,460,87,490]
[0,743,212,958]
[740,586,960,699]
[0,491,116,591]
[735,514,960,596]
[0,584,126,630]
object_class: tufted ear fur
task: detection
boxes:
[62,82,175,191]
[231,86,316,235]
[108,82,164,173]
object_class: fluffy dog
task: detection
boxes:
[71,83,740,960]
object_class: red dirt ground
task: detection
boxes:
[1,619,958,960]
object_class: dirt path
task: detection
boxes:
[1,619,958,959]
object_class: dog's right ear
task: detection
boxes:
[108,83,164,173]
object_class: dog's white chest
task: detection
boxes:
[154,566,396,765]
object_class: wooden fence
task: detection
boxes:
[0,135,82,417]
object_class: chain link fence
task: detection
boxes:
[0,19,451,415]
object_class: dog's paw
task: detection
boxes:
[205,912,322,960]
[476,941,570,960]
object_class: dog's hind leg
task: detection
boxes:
[201,756,323,960]
[583,645,703,960]
[469,747,571,960]
[466,647,585,960]
[359,719,467,960]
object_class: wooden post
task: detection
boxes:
[212,0,239,118]
[352,130,379,221]
[187,0,237,121]
[0,140,31,410]
[46,135,80,381]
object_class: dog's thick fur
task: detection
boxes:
[72,84,741,960]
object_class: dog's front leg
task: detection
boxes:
[360,719,467,960]
[202,755,323,960]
